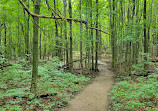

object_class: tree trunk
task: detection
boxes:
[69,0,73,73]
[79,0,83,72]
[4,22,7,58]
[143,0,147,76]
[26,1,30,62]
[54,0,59,57]
[95,0,99,71]
[60,23,63,60]
[31,0,41,94]
[111,0,116,70]
[90,0,94,70]
[86,0,90,72]
[39,29,42,59]
[63,0,69,66]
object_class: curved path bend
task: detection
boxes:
[58,61,114,111]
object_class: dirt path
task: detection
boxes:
[58,61,114,111]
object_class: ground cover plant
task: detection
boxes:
[109,73,158,111]
[0,58,90,111]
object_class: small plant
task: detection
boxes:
[109,73,158,111]
[132,53,153,76]
[0,57,90,110]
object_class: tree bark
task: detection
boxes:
[86,0,90,72]
[31,0,41,94]
[111,0,116,69]
[25,1,30,62]
[95,0,99,71]
[90,0,94,70]
[54,0,59,57]
[39,28,42,59]
[69,0,73,73]
[4,22,7,58]
[143,0,147,76]
[79,0,83,72]
[63,0,69,66]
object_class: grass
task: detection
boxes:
[0,58,90,111]
[109,74,158,111]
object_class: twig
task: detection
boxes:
[45,0,61,17]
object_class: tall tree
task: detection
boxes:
[26,0,30,62]
[63,0,69,66]
[54,0,59,57]
[30,0,41,94]
[95,0,99,71]
[90,0,94,70]
[143,0,147,75]
[4,22,7,58]
[86,0,90,72]
[79,0,83,72]
[111,0,116,70]
[69,0,73,73]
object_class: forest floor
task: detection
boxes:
[58,60,114,111]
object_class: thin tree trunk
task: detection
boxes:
[54,0,59,57]
[39,28,42,59]
[86,0,90,72]
[26,1,30,62]
[60,23,63,60]
[95,0,99,71]
[79,0,83,72]
[69,0,73,73]
[63,0,69,66]
[111,0,116,70]
[90,0,94,70]
[148,0,153,54]
[43,36,47,60]
[143,0,147,76]
[135,0,140,64]
[4,22,7,58]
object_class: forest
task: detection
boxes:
[0,0,158,111]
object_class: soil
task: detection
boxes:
[58,61,114,111]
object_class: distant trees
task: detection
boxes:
[1,0,157,94]
[108,0,158,75]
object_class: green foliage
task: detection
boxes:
[0,105,23,111]
[109,74,158,111]
[0,58,90,110]
[132,53,153,75]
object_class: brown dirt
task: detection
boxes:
[58,61,114,111]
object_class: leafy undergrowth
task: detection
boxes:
[109,74,158,111]
[0,58,90,111]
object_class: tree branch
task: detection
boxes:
[45,0,61,17]
[19,0,86,23]
[88,27,109,35]
[19,0,109,34]
[60,57,87,69]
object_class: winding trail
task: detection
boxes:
[58,61,114,111]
